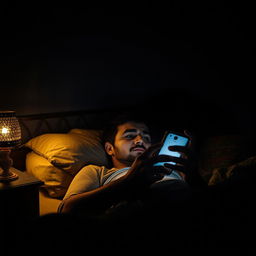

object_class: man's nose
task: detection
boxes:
[134,135,143,144]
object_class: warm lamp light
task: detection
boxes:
[0,111,21,181]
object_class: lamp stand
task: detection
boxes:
[0,149,18,181]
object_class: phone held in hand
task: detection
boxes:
[154,131,190,167]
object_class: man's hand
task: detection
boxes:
[123,140,192,192]
[123,130,201,190]
[124,144,171,187]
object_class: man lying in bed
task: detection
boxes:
[58,114,203,217]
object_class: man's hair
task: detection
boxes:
[102,112,150,146]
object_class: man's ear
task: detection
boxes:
[105,142,115,156]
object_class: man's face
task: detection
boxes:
[110,122,152,166]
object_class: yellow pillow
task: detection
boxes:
[26,151,73,198]
[25,129,109,175]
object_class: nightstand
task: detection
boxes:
[0,167,43,224]
[0,168,43,254]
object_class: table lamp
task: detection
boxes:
[0,111,21,181]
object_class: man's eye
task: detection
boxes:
[125,134,135,139]
[143,136,151,143]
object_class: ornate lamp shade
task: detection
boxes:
[0,111,21,148]
[0,111,21,181]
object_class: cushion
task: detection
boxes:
[208,155,256,186]
[26,151,73,198]
[198,135,254,182]
[25,129,109,175]
[25,129,109,197]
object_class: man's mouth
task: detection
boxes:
[131,146,146,152]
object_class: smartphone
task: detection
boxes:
[154,131,190,167]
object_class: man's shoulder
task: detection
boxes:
[79,164,113,174]
[83,164,106,169]
[78,164,118,185]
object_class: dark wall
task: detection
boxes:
[0,2,255,133]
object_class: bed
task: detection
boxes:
[12,108,127,216]
[5,106,256,256]
[11,108,256,218]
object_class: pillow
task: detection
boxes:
[198,135,253,182]
[26,151,73,198]
[208,155,256,186]
[25,129,109,175]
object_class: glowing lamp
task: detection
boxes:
[0,111,21,181]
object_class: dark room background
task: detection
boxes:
[1,2,255,134]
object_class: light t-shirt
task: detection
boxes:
[58,164,185,212]
[62,164,184,201]
[62,164,119,200]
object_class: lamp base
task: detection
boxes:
[0,149,19,182]
[0,170,18,181]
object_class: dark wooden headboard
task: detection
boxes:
[17,108,129,144]
[11,108,133,171]
[9,107,255,182]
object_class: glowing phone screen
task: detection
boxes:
[154,133,189,167]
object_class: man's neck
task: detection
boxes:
[112,159,132,169]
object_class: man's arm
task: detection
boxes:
[59,174,131,214]
[59,144,166,214]
[59,143,194,215]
